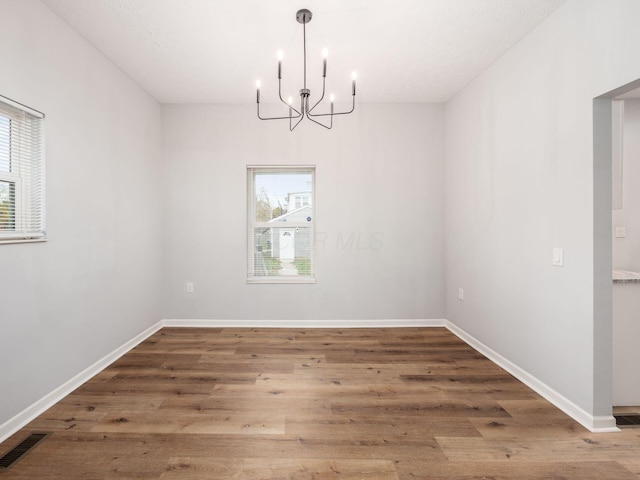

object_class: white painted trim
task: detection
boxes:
[445,321,619,433]
[162,318,447,329]
[0,320,163,444]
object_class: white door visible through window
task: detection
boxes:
[279,229,295,261]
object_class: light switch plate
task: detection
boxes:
[552,248,564,267]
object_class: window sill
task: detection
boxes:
[247,277,316,285]
[0,237,47,245]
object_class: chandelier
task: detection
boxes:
[255,8,357,131]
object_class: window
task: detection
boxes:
[0,95,45,243]
[247,166,315,283]
[292,194,310,209]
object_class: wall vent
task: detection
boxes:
[614,414,640,427]
[0,432,50,470]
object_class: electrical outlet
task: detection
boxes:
[185,282,194,294]
[458,288,464,301]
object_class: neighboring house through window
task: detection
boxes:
[247,166,315,283]
[0,95,45,243]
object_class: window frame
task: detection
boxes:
[0,95,45,244]
[247,165,316,284]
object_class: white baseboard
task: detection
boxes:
[162,318,447,328]
[0,317,617,443]
[0,320,164,444]
[445,321,619,433]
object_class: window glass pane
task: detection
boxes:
[254,172,313,222]
[0,180,15,230]
[0,114,9,173]
[253,227,313,277]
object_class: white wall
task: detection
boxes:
[445,0,640,422]
[162,103,445,321]
[0,0,163,427]
[613,99,640,271]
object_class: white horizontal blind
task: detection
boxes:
[0,96,45,242]
[247,166,315,283]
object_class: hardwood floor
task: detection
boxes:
[2,327,640,479]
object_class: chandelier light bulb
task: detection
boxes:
[352,71,357,81]
[277,50,284,61]
[330,94,335,103]
[288,96,293,105]
[322,47,329,59]
[256,80,261,89]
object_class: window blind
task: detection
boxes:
[0,96,45,242]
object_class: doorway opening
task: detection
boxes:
[594,78,640,429]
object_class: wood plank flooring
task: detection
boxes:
[2,327,640,479]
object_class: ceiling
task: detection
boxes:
[41,0,566,104]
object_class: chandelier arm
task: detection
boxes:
[257,102,302,121]
[306,113,332,130]
[290,95,305,130]
[308,95,355,117]
[290,113,304,131]
[308,77,327,114]
[278,79,302,116]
